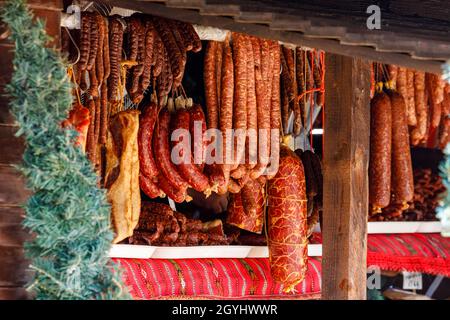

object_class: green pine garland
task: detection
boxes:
[1,0,129,299]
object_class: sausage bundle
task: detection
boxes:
[385,65,448,149]
[369,91,392,212]
[267,146,308,293]
[280,48,325,137]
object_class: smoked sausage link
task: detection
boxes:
[138,102,159,179]
[369,92,392,210]
[267,146,308,292]
[153,108,188,190]
[172,108,211,194]
[389,92,414,204]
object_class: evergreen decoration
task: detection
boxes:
[1,0,129,299]
[443,60,450,84]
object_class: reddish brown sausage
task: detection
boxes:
[138,102,159,179]
[153,108,188,190]
[267,146,307,292]
[369,92,392,210]
[189,104,207,172]
[204,41,219,129]
[140,173,163,198]
[172,108,211,194]
[389,91,414,204]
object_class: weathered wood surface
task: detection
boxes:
[322,53,370,300]
[0,126,24,164]
[0,0,62,300]
[109,0,447,73]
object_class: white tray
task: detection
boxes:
[109,244,322,259]
[367,221,442,234]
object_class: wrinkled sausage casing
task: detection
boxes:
[267,146,308,293]
[369,92,392,210]
[389,91,414,204]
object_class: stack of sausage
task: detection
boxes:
[128,202,230,246]
[203,33,282,197]
[63,12,201,178]
[125,14,201,106]
[369,87,414,217]
[385,66,449,149]
[139,99,213,203]
[280,48,325,135]
[370,168,444,221]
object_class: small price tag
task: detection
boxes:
[403,272,422,290]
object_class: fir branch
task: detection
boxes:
[1,0,130,299]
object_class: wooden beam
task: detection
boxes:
[322,53,370,300]
[109,0,444,73]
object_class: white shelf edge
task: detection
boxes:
[110,244,322,259]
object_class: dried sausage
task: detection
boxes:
[389,91,414,204]
[369,92,392,211]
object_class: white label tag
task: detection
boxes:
[403,272,422,290]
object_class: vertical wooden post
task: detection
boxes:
[322,54,371,300]
[0,0,63,300]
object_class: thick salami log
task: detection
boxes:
[171,108,211,194]
[389,91,414,205]
[267,146,308,292]
[226,179,264,234]
[216,40,234,194]
[369,92,392,211]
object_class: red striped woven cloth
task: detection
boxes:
[366,233,450,277]
[113,257,322,300]
[114,233,450,299]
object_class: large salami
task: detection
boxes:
[267,146,307,293]
[369,92,392,212]
[389,92,414,205]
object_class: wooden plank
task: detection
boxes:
[0,206,25,225]
[0,125,24,164]
[0,165,30,206]
[0,222,30,247]
[110,0,444,73]
[0,246,32,287]
[0,287,31,300]
[322,53,370,300]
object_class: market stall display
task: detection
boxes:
[1,0,449,300]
